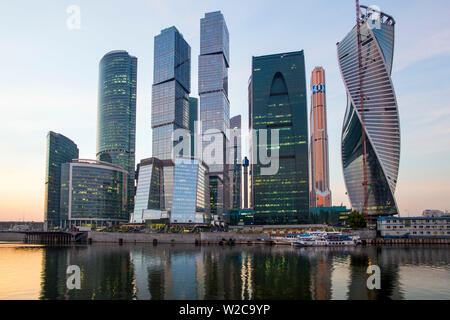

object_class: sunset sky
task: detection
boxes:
[1,0,449,221]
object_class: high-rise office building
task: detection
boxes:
[229,115,242,209]
[338,6,400,223]
[189,97,198,157]
[199,11,230,216]
[60,159,128,228]
[151,27,191,213]
[242,156,249,209]
[97,50,137,218]
[44,131,79,229]
[249,51,309,225]
[152,26,191,160]
[310,67,331,208]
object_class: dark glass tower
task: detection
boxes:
[249,51,309,224]
[97,50,137,217]
[189,97,198,157]
[229,115,242,209]
[44,131,79,229]
[338,6,399,224]
[199,11,230,216]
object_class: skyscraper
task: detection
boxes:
[152,27,191,160]
[44,131,79,229]
[310,67,331,207]
[97,50,137,217]
[338,6,400,224]
[229,115,242,209]
[151,27,191,213]
[242,156,249,209]
[189,97,198,157]
[249,51,309,225]
[199,11,230,216]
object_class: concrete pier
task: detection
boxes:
[21,231,86,244]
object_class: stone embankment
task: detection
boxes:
[0,232,26,241]
[87,231,271,245]
[364,237,450,245]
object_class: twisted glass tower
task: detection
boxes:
[97,50,137,217]
[337,6,400,222]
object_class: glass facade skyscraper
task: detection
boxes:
[199,11,230,216]
[189,97,198,157]
[151,27,191,214]
[249,51,309,224]
[310,67,332,208]
[171,158,209,223]
[44,131,79,229]
[338,6,400,223]
[152,27,191,160]
[97,50,137,218]
[60,159,128,228]
[229,115,242,209]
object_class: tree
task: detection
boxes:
[348,210,367,229]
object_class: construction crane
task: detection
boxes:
[356,0,369,218]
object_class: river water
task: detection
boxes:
[0,242,449,300]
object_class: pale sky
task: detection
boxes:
[0,0,449,221]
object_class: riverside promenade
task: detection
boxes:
[1,231,449,245]
[88,231,270,244]
[0,231,270,244]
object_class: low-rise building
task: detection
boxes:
[309,206,351,226]
[171,158,210,224]
[377,216,450,238]
[423,209,448,218]
[59,159,129,229]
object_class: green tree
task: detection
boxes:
[348,210,367,229]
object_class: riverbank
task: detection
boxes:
[88,231,270,244]
[364,237,450,245]
[1,231,449,245]
[0,232,25,241]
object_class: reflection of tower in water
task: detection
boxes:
[307,248,332,300]
[240,251,253,300]
[347,247,402,300]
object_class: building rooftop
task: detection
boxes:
[72,159,128,172]
[253,50,304,61]
[378,216,450,221]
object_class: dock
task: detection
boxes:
[23,231,87,244]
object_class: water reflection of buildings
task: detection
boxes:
[347,246,403,300]
[240,252,253,300]
[39,244,450,300]
[306,248,333,300]
[40,245,135,299]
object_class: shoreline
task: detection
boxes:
[1,231,449,245]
